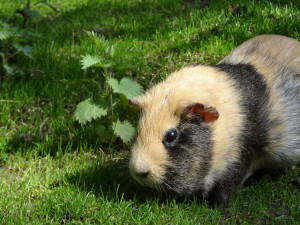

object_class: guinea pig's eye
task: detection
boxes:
[164,128,179,144]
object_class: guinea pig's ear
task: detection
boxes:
[128,98,140,108]
[183,103,219,123]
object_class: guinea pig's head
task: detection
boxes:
[128,88,219,196]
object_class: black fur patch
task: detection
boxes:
[163,115,213,195]
[215,63,270,158]
[207,63,271,204]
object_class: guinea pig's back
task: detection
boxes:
[219,35,300,72]
[220,35,300,167]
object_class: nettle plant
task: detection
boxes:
[71,32,144,144]
[0,1,57,76]
[0,20,36,76]
[16,0,58,28]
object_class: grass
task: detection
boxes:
[0,0,300,224]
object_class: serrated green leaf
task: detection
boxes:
[0,24,14,40]
[2,64,24,76]
[106,43,117,58]
[22,45,33,58]
[107,77,143,99]
[119,78,144,98]
[107,78,120,92]
[80,55,111,69]
[112,120,135,143]
[12,42,33,58]
[0,21,23,40]
[3,63,14,75]
[80,55,101,69]
[22,7,41,18]
[0,30,11,40]
[86,31,109,49]
[109,44,116,58]
[74,98,108,125]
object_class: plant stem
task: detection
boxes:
[104,67,109,96]
[110,92,114,120]
[31,1,43,8]
[103,67,114,120]
[104,68,114,120]
[19,0,31,28]
[92,79,102,92]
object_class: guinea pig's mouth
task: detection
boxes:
[131,172,186,196]
[135,177,178,195]
[138,178,170,194]
[129,161,167,190]
[131,172,160,189]
[129,169,169,192]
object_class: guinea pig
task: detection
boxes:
[128,35,300,205]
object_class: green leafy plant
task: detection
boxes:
[0,20,37,76]
[63,32,144,144]
[16,0,58,28]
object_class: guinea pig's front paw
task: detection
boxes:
[206,186,232,207]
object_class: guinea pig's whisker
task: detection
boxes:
[160,185,167,194]
[155,184,163,193]
[163,181,181,195]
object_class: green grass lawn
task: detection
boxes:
[1,0,300,224]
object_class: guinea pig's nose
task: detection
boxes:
[135,171,149,179]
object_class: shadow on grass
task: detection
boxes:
[243,168,288,187]
[63,158,170,203]
[62,157,209,206]
[61,158,300,211]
